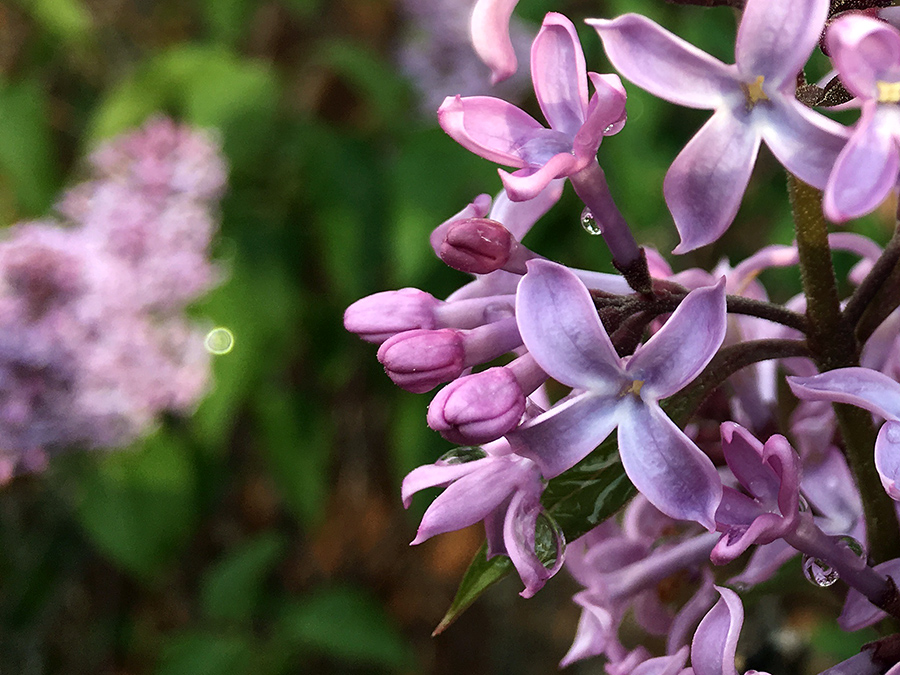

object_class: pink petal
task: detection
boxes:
[515,259,625,391]
[735,0,829,89]
[666,110,761,254]
[499,151,581,201]
[626,279,727,399]
[437,95,544,167]
[824,105,900,222]
[588,14,736,110]
[531,13,588,136]
[691,587,743,675]
[759,97,850,191]
[488,180,564,241]
[506,392,621,479]
[574,73,628,160]
[875,420,900,500]
[788,367,900,421]
[470,0,520,84]
[827,13,900,101]
[617,400,722,530]
[401,458,489,507]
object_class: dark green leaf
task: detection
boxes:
[432,542,513,635]
[275,585,415,671]
[200,532,287,624]
[155,631,255,675]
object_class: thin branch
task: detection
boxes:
[844,222,900,328]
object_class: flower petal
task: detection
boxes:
[515,259,625,391]
[875,420,900,500]
[588,14,735,109]
[531,13,588,136]
[691,587,743,675]
[499,152,581,201]
[824,105,900,222]
[488,180,564,241]
[626,280,727,399]
[506,392,620,478]
[470,0,520,84]
[618,401,722,530]
[719,422,779,502]
[735,0,829,89]
[401,458,491,507]
[827,13,900,101]
[438,95,544,167]
[788,367,900,421]
[666,109,762,253]
[504,484,563,598]
[573,73,628,160]
[759,97,850,191]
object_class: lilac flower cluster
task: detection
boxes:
[347,0,900,672]
[0,117,225,482]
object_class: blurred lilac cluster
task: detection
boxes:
[0,117,225,482]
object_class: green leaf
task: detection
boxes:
[200,0,253,46]
[71,431,197,580]
[12,0,93,44]
[200,533,287,624]
[436,438,634,630]
[275,585,415,671]
[432,543,513,636]
[155,631,255,675]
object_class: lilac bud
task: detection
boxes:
[343,288,442,343]
[439,218,514,274]
[377,328,466,393]
[428,366,526,443]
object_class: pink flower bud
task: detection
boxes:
[428,367,526,444]
[344,288,442,343]
[440,218,514,274]
[377,329,466,393]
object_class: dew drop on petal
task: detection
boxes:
[535,510,566,569]
[438,446,487,464]
[801,554,839,587]
[204,327,235,355]
[837,535,866,560]
[580,207,602,235]
[798,494,810,513]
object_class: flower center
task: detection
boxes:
[619,379,644,399]
[877,80,900,103]
[741,75,769,111]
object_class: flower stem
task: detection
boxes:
[788,174,900,564]
[844,222,900,333]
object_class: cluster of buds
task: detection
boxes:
[347,0,900,672]
[0,117,226,481]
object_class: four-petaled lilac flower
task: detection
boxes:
[439,12,627,201]
[402,439,563,598]
[824,14,900,221]
[712,423,801,565]
[789,367,900,500]
[507,259,726,529]
[590,0,848,252]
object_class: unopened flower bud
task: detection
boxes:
[440,218,514,274]
[428,367,526,443]
[377,328,466,393]
[344,288,442,343]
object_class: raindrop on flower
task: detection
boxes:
[580,207,602,235]
[801,554,839,587]
[534,510,566,569]
[798,494,810,512]
[204,327,235,355]
[438,446,488,464]
[836,535,866,560]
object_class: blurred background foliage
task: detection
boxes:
[0,0,894,673]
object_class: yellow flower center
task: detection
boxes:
[877,80,900,103]
[620,379,645,399]
[741,75,769,110]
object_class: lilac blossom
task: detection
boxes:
[590,0,848,252]
[469,0,521,84]
[401,439,563,597]
[824,14,900,221]
[507,259,727,528]
[789,367,900,500]
[438,14,626,202]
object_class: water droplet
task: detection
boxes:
[438,446,487,464]
[730,581,750,593]
[603,123,616,134]
[580,207,602,235]
[204,327,234,355]
[801,554,839,587]
[798,494,810,512]
[836,535,866,560]
[535,511,566,569]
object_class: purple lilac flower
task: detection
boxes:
[507,259,726,528]
[590,0,848,252]
[789,367,900,499]
[0,118,224,482]
[401,438,563,597]
[438,13,627,203]
[824,14,900,221]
